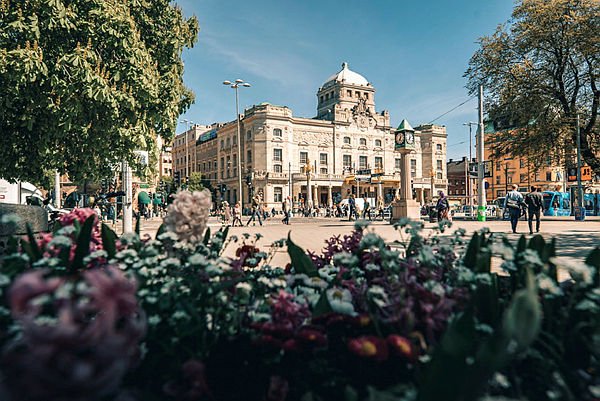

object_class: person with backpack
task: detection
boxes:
[436,190,450,221]
[525,185,544,234]
[503,184,525,234]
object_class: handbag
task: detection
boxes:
[506,197,520,210]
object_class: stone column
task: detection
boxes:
[306,174,313,209]
[328,184,333,207]
[313,185,318,207]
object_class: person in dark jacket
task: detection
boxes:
[504,184,524,234]
[436,191,450,221]
[525,185,544,234]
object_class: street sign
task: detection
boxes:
[567,167,577,182]
[356,169,371,176]
[356,176,370,182]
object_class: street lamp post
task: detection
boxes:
[223,79,251,210]
[463,122,477,211]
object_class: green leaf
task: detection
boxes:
[155,223,166,239]
[101,223,117,259]
[287,232,317,277]
[71,215,95,271]
[313,291,333,317]
[585,247,600,286]
[203,227,211,245]
[502,270,541,350]
[463,232,480,270]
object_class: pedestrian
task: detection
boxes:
[362,195,372,220]
[282,196,291,225]
[348,194,356,221]
[524,185,544,234]
[376,195,385,220]
[436,190,450,221]
[504,184,525,234]
[246,194,263,226]
[223,201,231,226]
[232,202,243,227]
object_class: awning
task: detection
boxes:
[138,191,151,204]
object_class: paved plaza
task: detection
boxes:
[130,215,600,273]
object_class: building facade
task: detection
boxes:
[180,63,448,209]
[446,157,476,205]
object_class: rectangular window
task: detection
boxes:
[436,144,442,151]
[395,158,402,171]
[320,167,328,174]
[359,156,368,169]
[546,171,552,181]
[375,156,383,169]
[273,149,282,162]
[519,159,526,168]
[300,151,308,165]
[436,160,443,171]
[233,155,237,176]
[436,172,443,179]
[496,161,501,170]
[497,190,505,197]
[320,153,328,165]
[274,187,283,203]
[343,155,352,169]
[520,173,527,182]
[410,159,416,178]
[347,90,352,97]
[274,164,282,173]
[496,175,501,185]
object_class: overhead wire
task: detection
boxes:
[428,96,477,124]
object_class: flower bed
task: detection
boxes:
[0,190,598,401]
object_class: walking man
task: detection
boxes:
[362,195,372,220]
[348,194,356,221]
[504,184,524,234]
[525,185,544,234]
[246,194,263,226]
[282,196,291,225]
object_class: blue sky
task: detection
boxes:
[174,0,514,161]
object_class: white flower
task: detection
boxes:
[537,274,562,296]
[48,235,72,248]
[550,257,594,284]
[188,253,209,267]
[164,190,211,244]
[367,285,388,307]
[326,287,356,316]
[302,275,328,289]
[235,282,252,294]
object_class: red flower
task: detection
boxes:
[387,335,416,362]
[296,327,327,348]
[347,336,389,361]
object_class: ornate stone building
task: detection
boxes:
[195,63,448,209]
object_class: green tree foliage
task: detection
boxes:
[187,171,203,191]
[0,0,198,185]
[466,0,600,174]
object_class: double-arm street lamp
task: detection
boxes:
[223,79,251,210]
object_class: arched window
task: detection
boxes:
[374,139,382,147]
[359,138,367,146]
[273,128,282,137]
[343,137,351,145]
[246,130,252,140]
[247,150,252,163]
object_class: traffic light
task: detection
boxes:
[174,171,181,186]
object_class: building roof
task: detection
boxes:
[397,119,414,132]
[323,62,369,87]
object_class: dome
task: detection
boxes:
[323,62,369,87]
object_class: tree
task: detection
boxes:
[466,0,600,174]
[187,172,203,192]
[0,0,198,185]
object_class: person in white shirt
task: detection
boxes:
[503,184,524,233]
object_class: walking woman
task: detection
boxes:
[436,190,450,221]
[232,202,243,227]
